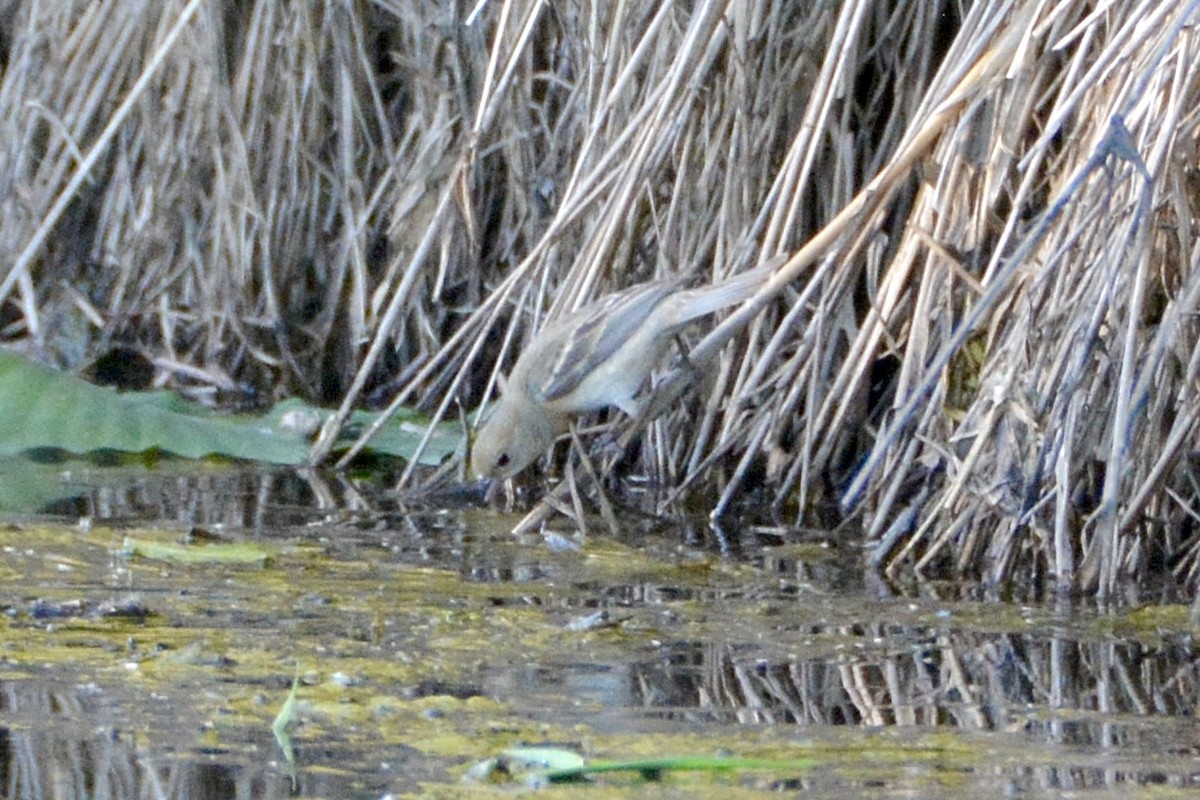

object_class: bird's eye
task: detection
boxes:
[497,453,510,467]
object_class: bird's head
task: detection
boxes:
[471,394,562,481]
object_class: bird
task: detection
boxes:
[471,258,782,480]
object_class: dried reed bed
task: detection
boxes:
[0,1,1198,596]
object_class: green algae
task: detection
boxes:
[3,507,1200,798]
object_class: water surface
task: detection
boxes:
[2,463,1197,798]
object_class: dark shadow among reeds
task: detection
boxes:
[1,1,1198,596]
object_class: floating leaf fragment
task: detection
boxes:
[118,536,271,565]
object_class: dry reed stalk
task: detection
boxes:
[835,0,1200,598]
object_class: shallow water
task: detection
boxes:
[2,462,1199,798]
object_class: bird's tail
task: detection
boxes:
[672,253,787,324]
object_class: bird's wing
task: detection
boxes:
[525,281,675,403]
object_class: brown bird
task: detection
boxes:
[471,260,780,480]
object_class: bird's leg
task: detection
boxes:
[670,333,702,377]
[590,415,630,468]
